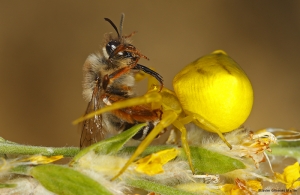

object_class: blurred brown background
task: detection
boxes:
[0,1,299,147]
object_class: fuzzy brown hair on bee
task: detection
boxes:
[80,14,164,148]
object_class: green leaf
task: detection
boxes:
[30,164,112,195]
[269,146,300,160]
[186,146,245,174]
[120,145,245,174]
[71,123,146,164]
[0,183,16,188]
[273,140,300,147]
[126,179,196,195]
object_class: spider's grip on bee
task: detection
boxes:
[76,13,253,181]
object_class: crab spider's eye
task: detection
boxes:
[106,40,120,56]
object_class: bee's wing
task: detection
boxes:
[80,87,106,148]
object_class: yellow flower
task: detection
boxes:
[135,148,178,175]
[20,155,63,164]
[0,155,63,175]
[221,178,262,195]
[232,130,276,168]
[274,162,300,189]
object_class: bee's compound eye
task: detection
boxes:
[106,40,120,56]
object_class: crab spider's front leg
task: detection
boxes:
[171,119,194,173]
[111,109,178,180]
[158,88,195,173]
[73,88,196,179]
[72,91,162,125]
[179,111,232,149]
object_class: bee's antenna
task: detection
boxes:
[119,13,125,37]
[104,17,120,38]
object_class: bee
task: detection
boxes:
[80,14,164,148]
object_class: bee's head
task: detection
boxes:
[101,14,162,89]
[103,15,149,66]
[103,16,134,61]
[103,39,137,61]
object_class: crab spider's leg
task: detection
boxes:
[172,120,194,173]
[179,112,232,149]
[72,91,162,124]
[111,110,178,180]
[111,88,197,179]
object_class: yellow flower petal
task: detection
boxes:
[221,179,262,195]
[221,184,235,193]
[135,148,178,175]
[221,183,243,195]
[21,155,63,164]
[275,162,300,189]
[246,180,262,192]
[292,181,300,189]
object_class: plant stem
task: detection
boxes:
[0,141,79,157]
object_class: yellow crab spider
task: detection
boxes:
[174,50,253,134]
[73,50,254,180]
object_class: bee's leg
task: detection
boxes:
[122,31,137,39]
[134,64,163,90]
[109,66,132,80]
[102,67,134,90]
[110,43,149,63]
[111,110,178,181]
[112,43,149,61]
[123,48,149,61]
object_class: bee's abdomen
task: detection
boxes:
[121,121,162,141]
[132,122,154,140]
